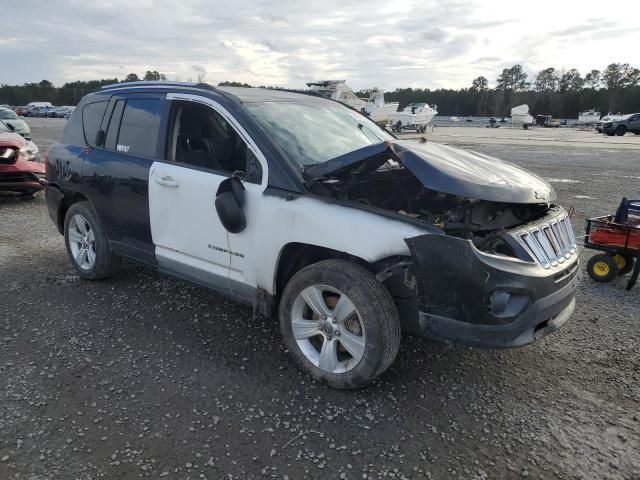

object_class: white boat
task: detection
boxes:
[578,109,601,125]
[388,103,438,133]
[360,88,399,124]
[511,104,534,128]
[306,80,367,110]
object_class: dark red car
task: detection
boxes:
[0,121,45,196]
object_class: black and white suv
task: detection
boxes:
[45,82,579,389]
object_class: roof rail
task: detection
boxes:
[100,81,216,90]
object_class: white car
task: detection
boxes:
[45,82,579,389]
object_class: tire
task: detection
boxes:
[612,253,635,276]
[633,131,640,135]
[64,201,121,280]
[279,259,401,389]
[615,126,626,136]
[587,254,618,283]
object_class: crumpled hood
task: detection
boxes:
[392,141,555,204]
[306,140,556,204]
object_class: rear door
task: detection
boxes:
[629,114,640,133]
[82,93,164,264]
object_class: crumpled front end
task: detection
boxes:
[403,209,579,348]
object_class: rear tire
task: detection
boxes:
[64,201,121,280]
[587,254,618,283]
[279,259,401,389]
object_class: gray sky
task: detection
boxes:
[2,0,639,90]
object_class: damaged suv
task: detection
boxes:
[45,82,579,389]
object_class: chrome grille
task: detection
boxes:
[516,214,577,269]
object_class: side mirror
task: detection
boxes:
[6,122,15,131]
[215,177,246,233]
[95,129,106,147]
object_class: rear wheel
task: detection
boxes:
[64,202,121,279]
[587,254,618,282]
[615,125,627,136]
[612,253,635,276]
[279,259,401,389]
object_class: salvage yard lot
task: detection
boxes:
[1,119,639,479]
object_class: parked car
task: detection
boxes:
[602,113,640,136]
[38,106,55,117]
[14,106,29,116]
[0,107,32,140]
[0,120,45,196]
[45,82,579,389]
[595,115,621,133]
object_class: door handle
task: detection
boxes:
[155,175,179,188]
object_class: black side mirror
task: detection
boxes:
[215,177,246,233]
[6,122,15,131]
[95,129,106,147]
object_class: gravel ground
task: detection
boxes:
[1,119,639,480]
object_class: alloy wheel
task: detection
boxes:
[291,285,366,374]
[68,214,96,270]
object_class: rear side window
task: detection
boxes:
[116,99,162,157]
[82,101,108,147]
[104,100,125,150]
[60,107,84,145]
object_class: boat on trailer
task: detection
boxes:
[306,80,367,110]
[388,103,438,133]
[578,109,601,125]
[360,88,399,124]
[511,104,534,129]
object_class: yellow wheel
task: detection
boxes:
[587,254,618,283]
[612,253,635,276]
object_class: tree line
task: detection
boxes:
[371,63,640,117]
[2,64,639,118]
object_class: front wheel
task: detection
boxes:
[64,202,121,279]
[615,126,627,136]
[587,254,618,283]
[279,259,401,389]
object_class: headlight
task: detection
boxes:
[19,141,40,162]
[604,123,613,128]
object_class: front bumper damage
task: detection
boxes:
[403,233,579,348]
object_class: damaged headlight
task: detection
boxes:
[19,141,40,162]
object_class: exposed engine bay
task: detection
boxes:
[310,165,552,257]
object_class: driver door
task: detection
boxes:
[149,97,236,292]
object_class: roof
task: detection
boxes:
[99,81,324,104]
[218,86,325,103]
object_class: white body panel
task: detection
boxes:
[230,193,430,295]
[149,163,231,282]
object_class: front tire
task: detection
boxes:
[615,126,627,136]
[587,254,618,283]
[64,202,121,279]
[279,259,401,389]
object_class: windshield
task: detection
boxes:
[0,109,18,120]
[246,101,393,168]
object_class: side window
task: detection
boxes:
[167,101,262,184]
[116,99,162,157]
[104,100,125,150]
[82,101,108,147]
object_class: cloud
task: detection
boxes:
[1,0,639,90]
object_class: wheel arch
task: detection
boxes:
[58,191,90,233]
[273,243,372,302]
